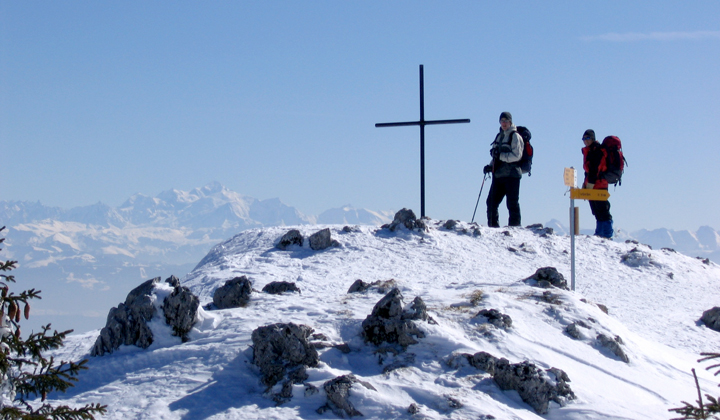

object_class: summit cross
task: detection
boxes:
[375,65,470,218]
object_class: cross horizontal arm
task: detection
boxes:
[375,118,470,128]
[375,121,421,128]
[424,118,471,126]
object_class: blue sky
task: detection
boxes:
[1,1,719,232]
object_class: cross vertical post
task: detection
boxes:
[376,65,470,218]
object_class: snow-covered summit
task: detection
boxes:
[47,218,720,419]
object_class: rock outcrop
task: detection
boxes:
[361,288,429,347]
[459,351,576,414]
[262,281,301,295]
[475,308,512,330]
[701,307,720,332]
[382,208,427,232]
[525,267,569,290]
[308,228,340,250]
[251,323,319,404]
[213,276,253,309]
[317,374,376,418]
[276,229,304,250]
[91,275,199,356]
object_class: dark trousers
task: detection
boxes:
[589,196,612,222]
[486,176,521,227]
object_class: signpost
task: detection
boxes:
[564,167,610,291]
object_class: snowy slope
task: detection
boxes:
[44,220,720,419]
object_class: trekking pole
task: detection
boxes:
[471,174,489,223]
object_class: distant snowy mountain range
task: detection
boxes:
[0,182,393,335]
[0,182,717,335]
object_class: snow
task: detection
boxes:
[43,220,720,419]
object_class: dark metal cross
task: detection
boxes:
[376,65,470,218]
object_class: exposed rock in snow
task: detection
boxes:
[701,307,720,332]
[276,229,304,250]
[262,281,301,295]
[525,266,569,290]
[161,284,199,342]
[251,322,319,404]
[317,374,376,418]
[474,308,513,330]
[383,208,428,232]
[597,333,630,363]
[361,288,427,347]
[212,276,253,309]
[91,275,199,355]
[347,278,397,294]
[308,228,339,250]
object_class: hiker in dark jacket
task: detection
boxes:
[483,112,524,227]
[581,129,613,238]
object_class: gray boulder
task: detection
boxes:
[251,323,319,391]
[347,279,371,293]
[493,358,575,414]
[317,374,376,418]
[361,288,427,347]
[525,267,568,290]
[597,333,629,363]
[309,228,340,250]
[162,285,199,342]
[466,351,498,374]
[384,208,428,232]
[347,279,398,294]
[213,276,253,309]
[475,308,512,330]
[701,307,720,332]
[91,275,199,356]
[460,352,575,414]
[262,281,301,295]
[403,296,437,324]
[277,229,304,250]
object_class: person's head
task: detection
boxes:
[582,129,595,146]
[499,112,512,130]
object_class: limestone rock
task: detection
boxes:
[384,208,428,232]
[525,267,569,290]
[251,323,319,390]
[493,358,575,414]
[309,228,340,250]
[92,275,199,356]
[701,307,720,332]
[475,308,512,330]
[361,288,427,347]
[597,333,629,363]
[162,285,199,342]
[317,374,376,418]
[262,281,301,295]
[213,276,252,309]
[276,229,304,250]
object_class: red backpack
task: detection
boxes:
[601,136,627,185]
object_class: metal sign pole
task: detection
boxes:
[570,196,576,291]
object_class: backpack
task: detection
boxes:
[601,135,627,185]
[515,126,533,175]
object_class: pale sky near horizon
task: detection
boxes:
[1,1,719,232]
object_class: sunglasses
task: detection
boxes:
[500,119,510,123]
[582,137,592,141]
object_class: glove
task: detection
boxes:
[499,144,512,154]
[483,165,492,174]
[491,147,499,159]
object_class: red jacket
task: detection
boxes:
[582,142,608,189]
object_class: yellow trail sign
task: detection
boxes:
[570,188,610,201]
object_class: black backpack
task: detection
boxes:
[515,126,533,176]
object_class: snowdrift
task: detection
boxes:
[45,219,720,419]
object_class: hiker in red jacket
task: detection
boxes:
[581,129,613,238]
